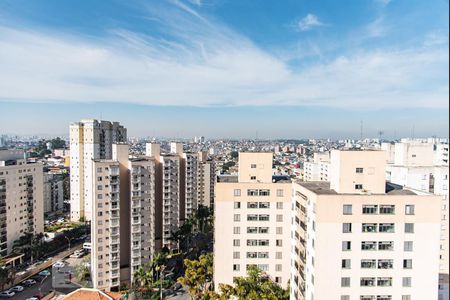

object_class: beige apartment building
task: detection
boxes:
[214,152,292,290]
[70,119,127,222]
[290,150,442,300]
[0,149,44,256]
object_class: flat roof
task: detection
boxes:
[296,181,417,196]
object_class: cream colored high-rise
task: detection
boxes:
[290,150,442,300]
[0,149,44,257]
[70,119,127,222]
[214,152,292,290]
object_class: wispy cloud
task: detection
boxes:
[297,14,324,31]
[0,3,448,110]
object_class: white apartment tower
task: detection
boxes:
[0,150,44,256]
[214,152,292,290]
[290,150,442,300]
[43,173,64,213]
[70,119,127,222]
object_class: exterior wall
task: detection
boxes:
[214,182,292,290]
[70,120,127,222]
[304,161,330,182]
[330,150,386,194]
[291,182,442,300]
[43,173,64,213]
[198,161,215,208]
[238,152,273,183]
[184,153,199,219]
[394,142,435,166]
[0,153,44,256]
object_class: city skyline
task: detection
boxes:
[0,0,448,137]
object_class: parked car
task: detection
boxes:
[38,270,51,276]
[10,286,24,292]
[16,270,26,276]
[0,290,15,298]
[23,279,36,286]
[25,298,39,300]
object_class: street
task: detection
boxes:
[10,274,53,300]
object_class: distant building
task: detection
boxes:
[43,173,64,213]
[0,149,44,256]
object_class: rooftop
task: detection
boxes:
[296,181,417,195]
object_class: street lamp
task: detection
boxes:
[63,236,74,251]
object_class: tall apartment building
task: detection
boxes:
[91,144,160,291]
[198,158,215,209]
[382,140,450,299]
[290,150,442,300]
[0,150,44,256]
[303,152,330,182]
[214,152,292,290]
[43,173,64,213]
[70,119,127,222]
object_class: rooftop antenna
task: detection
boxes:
[378,130,384,143]
[360,120,363,140]
[412,125,415,139]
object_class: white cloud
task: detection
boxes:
[0,5,448,110]
[297,14,323,31]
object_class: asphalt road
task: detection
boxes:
[10,274,53,300]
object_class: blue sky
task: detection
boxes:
[0,0,448,138]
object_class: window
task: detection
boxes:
[234,201,241,209]
[361,241,377,250]
[233,239,240,247]
[247,227,257,234]
[403,277,412,287]
[276,202,283,209]
[259,214,270,221]
[356,167,364,173]
[276,215,283,222]
[343,205,352,215]
[275,264,282,272]
[379,223,395,233]
[251,164,257,169]
[276,252,282,259]
[276,189,284,197]
[377,277,392,287]
[405,205,415,215]
[259,189,270,196]
[247,240,258,246]
[342,241,352,251]
[259,240,269,246]
[233,252,240,259]
[404,241,413,251]
[247,214,258,221]
[258,227,269,233]
[234,214,241,222]
[247,252,257,258]
[402,296,411,300]
[234,189,241,197]
[258,252,269,259]
[362,223,377,233]
[355,184,363,190]
[276,239,283,247]
[259,202,270,208]
[247,189,258,196]
[403,259,413,269]
[380,205,395,214]
[362,205,378,214]
[361,259,376,269]
[360,277,376,287]
[250,176,256,180]
[377,296,392,300]
[259,264,269,272]
[343,223,352,233]
[233,264,240,271]
[247,202,258,209]
[378,259,393,269]
[342,259,351,269]
[233,227,240,234]
[341,296,350,300]
[276,227,283,234]
[341,277,351,287]
[360,297,375,300]
[405,223,414,233]
[378,241,394,251]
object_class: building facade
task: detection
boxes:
[70,119,127,222]
[43,173,64,213]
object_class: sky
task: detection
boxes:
[0,0,448,139]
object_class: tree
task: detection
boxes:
[178,253,214,299]
[0,260,8,291]
[217,266,289,300]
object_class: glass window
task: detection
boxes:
[247,214,258,221]
[343,205,352,215]
[341,277,351,287]
[233,252,240,259]
[259,189,270,196]
[404,241,413,251]
[380,205,395,214]
[379,223,395,233]
[233,227,240,234]
[343,223,352,233]
[250,164,257,169]
[403,259,413,269]
[234,189,241,197]
[276,189,284,197]
[361,241,377,251]
[247,189,258,196]
[258,252,269,259]
[276,202,283,209]
[233,239,240,247]
[356,167,364,173]
[362,223,377,233]
[247,227,257,234]
[360,277,376,287]
[342,241,352,251]
[378,259,393,269]
[258,227,269,233]
[361,259,376,269]
[247,240,258,246]
[234,214,241,222]
[405,223,414,233]
[276,215,283,222]
[402,296,411,300]
[276,227,283,234]
[233,264,240,271]
[377,277,392,287]
[403,277,412,287]
[355,184,363,190]
[258,214,270,221]
[247,252,257,258]
[276,239,283,247]
[259,202,270,208]
[259,240,270,246]
[234,201,241,209]
[342,259,351,269]
[405,205,415,215]
[362,205,378,214]
[247,202,258,209]
[378,241,394,251]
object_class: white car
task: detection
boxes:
[0,290,15,298]
[26,298,39,300]
[10,286,24,292]
[53,261,65,268]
